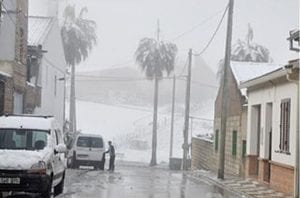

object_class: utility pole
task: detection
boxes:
[218,0,234,179]
[69,64,76,134]
[182,49,192,170]
[169,75,176,160]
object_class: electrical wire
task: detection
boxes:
[177,56,189,77]
[43,57,66,74]
[193,3,229,57]
[171,8,226,41]
[1,1,17,26]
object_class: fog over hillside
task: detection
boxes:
[75,56,217,109]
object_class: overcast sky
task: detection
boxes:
[30,0,299,73]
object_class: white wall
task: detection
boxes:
[0,0,16,61]
[34,18,66,128]
[247,82,298,167]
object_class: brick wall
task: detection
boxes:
[191,137,217,172]
[245,155,258,177]
[258,159,270,183]
[214,116,244,176]
[270,162,294,195]
[213,66,246,176]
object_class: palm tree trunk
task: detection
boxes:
[150,77,159,166]
[69,64,77,134]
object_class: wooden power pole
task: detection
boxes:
[218,0,234,179]
[183,49,192,170]
[169,75,176,159]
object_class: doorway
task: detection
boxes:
[265,103,273,182]
[251,104,261,176]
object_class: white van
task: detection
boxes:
[68,133,105,170]
[0,115,66,198]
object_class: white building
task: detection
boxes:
[27,15,66,128]
[240,59,299,195]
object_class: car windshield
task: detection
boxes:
[0,129,49,150]
[77,137,103,148]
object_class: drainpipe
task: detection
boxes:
[285,67,299,198]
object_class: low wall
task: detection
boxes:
[191,137,217,171]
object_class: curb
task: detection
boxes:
[185,171,250,198]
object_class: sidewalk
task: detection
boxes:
[186,169,293,198]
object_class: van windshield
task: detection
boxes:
[0,129,49,150]
[77,137,103,148]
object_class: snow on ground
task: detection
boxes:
[76,100,213,164]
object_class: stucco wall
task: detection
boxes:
[34,18,66,128]
[247,81,298,167]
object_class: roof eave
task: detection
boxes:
[239,68,286,89]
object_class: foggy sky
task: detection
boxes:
[30,0,299,73]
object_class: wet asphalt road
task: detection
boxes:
[1,162,240,198]
[57,163,239,198]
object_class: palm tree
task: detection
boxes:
[135,38,177,166]
[61,5,97,136]
[217,24,271,80]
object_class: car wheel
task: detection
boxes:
[54,172,65,196]
[41,176,53,198]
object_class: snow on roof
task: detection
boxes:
[230,61,283,85]
[0,115,55,130]
[28,16,54,46]
[230,61,282,97]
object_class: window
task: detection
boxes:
[0,129,49,150]
[279,98,291,153]
[232,130,237,156]
[77,137,104,148]
[215,130,219,151]
[13,92,23,114]
[0,82,4,115]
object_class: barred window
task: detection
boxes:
[279,98,290,152]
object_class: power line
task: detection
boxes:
[43,57,66,74]
[171,8,226,41]
[177,56,189,77]
[1,2,17,26]
[193,3,229,57]
[76,75,178,82]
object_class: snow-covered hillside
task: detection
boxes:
[75,100,213,164]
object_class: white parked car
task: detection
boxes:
[68,133,105,170]
[0,114,66,198]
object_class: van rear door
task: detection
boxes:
[76,136,104,162]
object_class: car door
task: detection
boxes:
[52,129,64,186]
[88,137,104,162]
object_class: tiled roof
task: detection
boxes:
[28,16,54,46]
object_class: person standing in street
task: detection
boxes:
[105,141,115,171]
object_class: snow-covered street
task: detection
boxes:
[57,162,237,198]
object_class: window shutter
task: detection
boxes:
[215,130,219,151]
[232,131,237,156]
